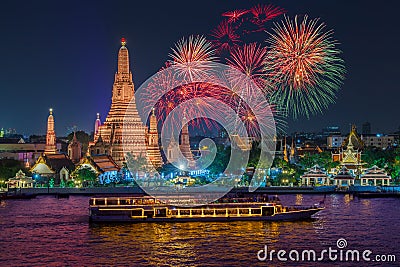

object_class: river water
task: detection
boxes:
[0,194,399,266]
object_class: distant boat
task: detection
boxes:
[89,196,324,223]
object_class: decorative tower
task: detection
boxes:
[94,113,101,141]
[179,115,194,162]
[96,38,148,166]
[147,108,163,168]
[45,108,57,154]
[283,136,288,162]
[167,135,179,164]
[289,137,296,163]
[68,131,82,164]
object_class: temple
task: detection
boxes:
[179,116,194,163]
[68,131,82,164]
[332,125,365,177]
[146,109,163,168]
[44,109,57,154]
[91,38,149,166]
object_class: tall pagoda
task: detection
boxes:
[45,108,57,154]
[146,109,163,168]
[95,38,148,166]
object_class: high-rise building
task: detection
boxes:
[45,108,57,154]
[92,38,149,166]
[362,122,371,135]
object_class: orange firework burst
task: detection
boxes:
[265,15,345,118]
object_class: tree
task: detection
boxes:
[72,166,98,187]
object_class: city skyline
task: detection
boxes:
[1,0,399,136]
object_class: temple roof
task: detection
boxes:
[333,166,355,180]
[79,155,120,173]
[361,165,392,179]
[32,154,75,173]
[301,165,329,178]
[341,125,364,150]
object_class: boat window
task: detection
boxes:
[107,199,118,205]
[251,208,262,215]
[227,209,237,215]
[180,210,190,216]
[262,207,275,216]
[96,199,105,206]
[191,209,202,216]
[215,209,226,215]
[154,208,167,217]
[203,209,214,215]
[239,209,250,214]
[170,210,178,216]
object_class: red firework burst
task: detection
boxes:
[222,9,249,23]
[226,43,269,90]
[249,4,285,30]
[210,20,241,52]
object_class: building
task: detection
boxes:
[362,122,371,135]
[300,165,330,186]
[93,38,148,166]
[0,111,62,167]
[68,132,82,164]
[333,166,355,187]
[361,134,395,149]
[7,170,34,189]
[360,165,391,186]
[45,109,57,154]
[327,135,345,149]
[146,109,163,168]
[30,154,75,185]
[74,155,120,185]
[296,142,323,158]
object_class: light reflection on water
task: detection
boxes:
[0,194,399,266]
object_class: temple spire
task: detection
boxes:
[147,108,163,168]
[94,113,101,141]
[45,108,57,154]
[117,37,130,74]
[180,115,194,163]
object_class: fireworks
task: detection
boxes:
[222,9,249,23]
[265,15,345,118]
[226,43,268,89]
[169,35,217,81]
[249,4,285,32]
[210,20,241,52]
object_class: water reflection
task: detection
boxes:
[0,195,399,266]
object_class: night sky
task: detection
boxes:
[1,0,399,136]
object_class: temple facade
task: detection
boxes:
[92,38,148,166]
[332,125,365,177]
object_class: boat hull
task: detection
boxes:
[89,208,323,223]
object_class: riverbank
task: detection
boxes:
[3,185,345,196]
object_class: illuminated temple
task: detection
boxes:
[90,38,162,167]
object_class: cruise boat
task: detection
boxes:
[89,196,324,223]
